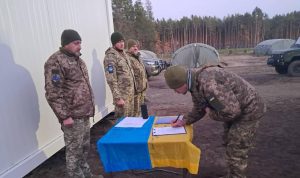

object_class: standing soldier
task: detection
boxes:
[164,65,266,178]
[103,32,135,119]
[126,39,148,116]
[44,29,103,178]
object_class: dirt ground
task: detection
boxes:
[25,55,300,178]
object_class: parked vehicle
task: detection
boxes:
[142,58,160,77]
[267,37,300,76]
[139,50,164,78]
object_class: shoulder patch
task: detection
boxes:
[106,64,114,73]
[207,95,225,111]
[51,69,61,86]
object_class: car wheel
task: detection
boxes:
[275,66,288,74]
[288,60,300,77]
[146,71,150,79]
[267,58,274,65]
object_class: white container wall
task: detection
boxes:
[0,0,114,177]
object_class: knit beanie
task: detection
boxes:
[127,39,138,49]
[164,65,187,89]
[111,32,124,46]
[61,29,81,47]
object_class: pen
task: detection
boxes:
[174,114,181,123]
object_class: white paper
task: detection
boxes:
[115,117,148,128]
[155,115,184,124]
[152,126,186,136]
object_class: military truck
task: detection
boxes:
[267,38,300,76]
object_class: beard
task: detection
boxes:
[74,51,81,57]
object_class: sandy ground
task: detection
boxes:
[25,55,300,178]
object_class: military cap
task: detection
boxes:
[127,39,138,49]
[111,32,125,46]
[164,65,187,89]
[61,29,81,47]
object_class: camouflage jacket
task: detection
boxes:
[185,66,265,124]
[44,49,95,123]
[103,47,135,102]
[126,51,148,93]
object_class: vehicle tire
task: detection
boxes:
[275,66,288,74]
[287,60,300,77]
[146,71,150,79]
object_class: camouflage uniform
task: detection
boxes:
[127,51,148,116]
[103,47,135,119]
[185,66,265,178]
[44,48,95,178]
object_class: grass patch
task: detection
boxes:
[218,48,253,55]
[157,48,254,61]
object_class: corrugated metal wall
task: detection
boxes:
[0,0,114,177]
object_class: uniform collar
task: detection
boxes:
[127,51,139,59]
[59,47,81,58]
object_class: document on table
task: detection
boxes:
[152,126,186,136]
[115,117,148,128]
[155,115,184,124]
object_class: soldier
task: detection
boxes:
[126,39,148,116]
[103,32,135,119]
[44,29,103,178]
[164,65,266,178]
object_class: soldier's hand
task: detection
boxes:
[205,107,211,115]
[116,99,125,107]
[171,119,186,127]
[63,117,74,127]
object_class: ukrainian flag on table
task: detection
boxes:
[97,116,201,174]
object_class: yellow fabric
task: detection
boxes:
[148,118,201,174]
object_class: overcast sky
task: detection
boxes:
[139,0,300,20]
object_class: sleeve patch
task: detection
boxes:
[106,64,114,73]
[207,96,225,111]
[51,69,61,86]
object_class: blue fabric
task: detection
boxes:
[97,116,154,172]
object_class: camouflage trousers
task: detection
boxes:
[222,117,261,178]
[114,95,134,119]
[62,118,91,178]
[133,91,146,117]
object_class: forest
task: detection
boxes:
[112,0,300,54]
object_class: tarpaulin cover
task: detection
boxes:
[254,39,295,56]
[172,43,220,68]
